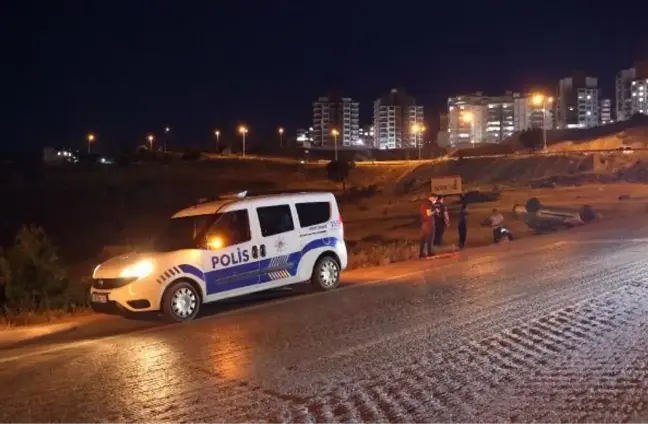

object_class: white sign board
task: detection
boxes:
[431,175,462,196]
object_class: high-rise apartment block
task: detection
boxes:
[312,96,359,147]
[557,74,599,129]
[632,79,648,115]
[358,125,375,147]
[600,99,613,124]
[448,92,553,147]
[448,93,487,146]
[373,89,424,150]
[616,61,648,120]
[616,68,636,121]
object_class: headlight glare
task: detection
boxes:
[120,259,154,279]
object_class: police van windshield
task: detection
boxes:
[151,214,216,252]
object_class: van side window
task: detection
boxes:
[257,205,294,237]
[296,202,331,227]
[206,209,251,247]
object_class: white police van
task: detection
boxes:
[90,191,347,322]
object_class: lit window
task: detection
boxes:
[587,95,591,99]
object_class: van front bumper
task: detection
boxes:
[90,275,163,314]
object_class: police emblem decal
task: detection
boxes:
[275,237,286,252]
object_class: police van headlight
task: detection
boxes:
[120,259,154,279]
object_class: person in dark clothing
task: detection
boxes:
[419,193,437,258]
[458,202,468,249]
[433,196,450,246]
[487,208,513,243]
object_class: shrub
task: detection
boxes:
[519,128,544,151]
[181,151,202,161]
[0,226,84,313]
[348,240,419,269]
[326,160,355,190]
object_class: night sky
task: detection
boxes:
[4,1,647,152]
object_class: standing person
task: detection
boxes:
[419,193,437,259]
[458,201,468,249]
[433,196,450,246]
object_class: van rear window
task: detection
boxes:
[296,202,331,227]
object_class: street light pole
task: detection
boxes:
[461,111,474,146]
[411,123,420,161]
[419,125,426,160]
[331,129,339,161]
[214,129,220,150]
[278,127,284,148]
[532,93,553,153]
[164,127,170,153]
[542,99,548,152]
[147,134,154,151]
[238,126,248,157]
[87,133,95,154]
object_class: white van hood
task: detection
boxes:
[93,252,153,279]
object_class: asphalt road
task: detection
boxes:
[3,219,648,422]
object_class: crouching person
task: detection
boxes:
[487,208,513,244]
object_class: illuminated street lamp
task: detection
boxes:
[238,126,248,157]
[278,127,284,148]
[147,134,154,151]
[331,128,339,161]
[87,133,95,154]
[531,93,554,152]
[163,127,170,153]
[411,123,427,160]
[214,129,220,148]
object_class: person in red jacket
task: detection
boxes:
[419,192,438,259]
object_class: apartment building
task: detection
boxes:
[296,127,314,145]
[485,94,526,144]
[630,62,648,116]
[616,68,636,121]
[358,125,375,147]
[557,74,599,129]
[436,113,450,147]
[632,79,648,115]
[373,88,424,149]
[600,98,613,124]
[448,93,487,146]
[312,96,359,147]
[448,91,553,147]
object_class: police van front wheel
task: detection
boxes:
[162,281,201,322]
[312,256,340,291]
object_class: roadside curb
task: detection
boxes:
[0,315,106,350]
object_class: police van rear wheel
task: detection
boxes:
[312,256,340,291]
[162,281,200,322]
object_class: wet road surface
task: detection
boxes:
[3,220,648,422]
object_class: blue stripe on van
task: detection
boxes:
[177,237,339,295]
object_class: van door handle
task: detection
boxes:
[252,245,259,259]
[260,244,266,257]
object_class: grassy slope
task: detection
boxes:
[2,154,648,278]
